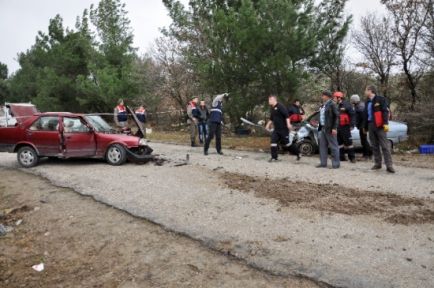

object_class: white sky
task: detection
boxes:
[0,0,385,75]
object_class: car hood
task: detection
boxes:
[96,132,140,147]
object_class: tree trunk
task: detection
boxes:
[402,59,417,111]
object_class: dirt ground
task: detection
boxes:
[149,131,434,169]
[221,172,434,225]
[0,168,319,288]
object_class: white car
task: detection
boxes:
[296,112,408,155]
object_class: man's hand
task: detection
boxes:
[362,128,368,134]
[287,124,293,131]
[383,124,389,132]
[331,129,337,136]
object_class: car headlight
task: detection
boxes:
[139,138,148,146]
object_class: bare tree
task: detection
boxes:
[353,13,397,97]
[420,0,434,68]
[382,0,430,110]
[151,36,200,110]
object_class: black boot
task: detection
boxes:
[348,148,356,163]
[191,141,197,147]
[339,148,347,161]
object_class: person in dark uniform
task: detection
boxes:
[135,105,147,124]
[350,94,372,160]
[114,99,128,128]
[287,99,305,126]
[363,85,395,173]
[334,91,356,163]
[204,93,229,155]
[265,95,301,162]
[317,91,340,169]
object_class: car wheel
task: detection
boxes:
[298,140,315,156]
[17,146,39,168]
[106,144,127,166]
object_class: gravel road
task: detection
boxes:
[0,143,433,288]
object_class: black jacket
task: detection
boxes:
[319,100,339,133]
[363,95,389,130]
[354,102,365,129]
[288,104,305,116]
[338,100,356,128]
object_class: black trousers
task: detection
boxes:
[337,125,355,160]
[204,122,221,152]
[270,129,299,159]
[359,128,372,157]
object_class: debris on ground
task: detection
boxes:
[31,263,44,272]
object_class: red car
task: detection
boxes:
[0,108,153,168]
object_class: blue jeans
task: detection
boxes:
[198,122,208,143]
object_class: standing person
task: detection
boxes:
[186,97,200,147]
[197,100,209,144]
[114,99,128,128]
[317,91,340,169]
[135,105,147,125]
[350,94,372,160]
[287,99,305,125]
[334,91,356,163]
[363,85,395,173]
[204,93,229,155]
[265,95,301,162]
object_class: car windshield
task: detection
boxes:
[84,115,116,133]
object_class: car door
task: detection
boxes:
[27,116,61,156]
[62,116,96,157]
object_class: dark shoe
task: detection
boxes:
[204,150,208,156]
[217,151,224,155]
[296,154,301,161]
[371,165,382,170]
[191,141,197,147]
[331,165,340,169]
[316,164,326,168]
[387,167,395,173]
[269,158,280,163]
[350,158,356,163]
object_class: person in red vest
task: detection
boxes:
[287,99,305,126]
[114,99,128,128]
[334,91,356,163]
[135,105,147,125]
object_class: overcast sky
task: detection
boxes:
[0,0,386,75]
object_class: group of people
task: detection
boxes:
[316,85,394,173]
[189,84,394,174]
[113,99,147,128]
[187,93,229,155]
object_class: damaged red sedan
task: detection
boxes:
[0,108,153,168]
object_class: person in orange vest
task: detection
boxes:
[114,99,128,128]
[287,99,305,126]
[334,91,356,163]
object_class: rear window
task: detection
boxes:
[29,116,59,131]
